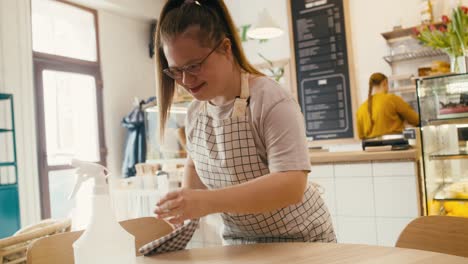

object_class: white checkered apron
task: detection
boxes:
[187,73,336,245]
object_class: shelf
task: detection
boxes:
[413,72,464,81]
[0,93,19,236]
[384,48,447,64]
[433,197,468,202]
[389,74,414,81]
[429,150,468,160]
[145,102,190,113]
[0,162,15,167]
[389,85,416,93]
[432,183,468,201]
[0,94,12,100]
[423,117,468,126]
[381,26,417,41]
[146,158,186,165]
[0,184,17,189]
[381,22,445,41]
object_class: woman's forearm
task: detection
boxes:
[207,171,308,214]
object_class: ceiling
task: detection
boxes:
[65,0,164,21]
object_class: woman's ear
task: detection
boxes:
[221,38,232,58]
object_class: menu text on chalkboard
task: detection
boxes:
[290,0,354,140]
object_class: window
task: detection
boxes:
[32,0,106,219]
[32,0,98,61]
[42,70,101,165]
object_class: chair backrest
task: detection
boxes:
[0,218,71,264]
[395,216,468,258]
[26,217,173,264]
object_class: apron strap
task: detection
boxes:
[239,72,250,99]
[202,72,250,117]
[232,72,250,118]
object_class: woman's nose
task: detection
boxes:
[181,71,196,86]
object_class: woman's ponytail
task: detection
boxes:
[367,72,388,132]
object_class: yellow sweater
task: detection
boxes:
[357,93,419,139]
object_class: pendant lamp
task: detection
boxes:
[247,8,284,40]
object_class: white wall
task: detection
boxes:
[228,0,467,104]
[348,0,419,103]
[0,0,41,226]
[225,0,291,65]
[98,11,157,175]
[349,0,468,103]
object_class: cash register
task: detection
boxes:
[362,134,410,151]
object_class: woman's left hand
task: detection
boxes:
[154,188,210,225]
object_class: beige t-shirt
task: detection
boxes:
[185,76,311,173]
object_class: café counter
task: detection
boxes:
[309,148,417,164]
[307,147,422,246]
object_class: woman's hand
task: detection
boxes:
[154,188,211,225]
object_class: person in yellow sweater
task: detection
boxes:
[357,73,419,139]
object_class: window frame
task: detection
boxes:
[32,0,107,218]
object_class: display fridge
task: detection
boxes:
[416,73,468,217]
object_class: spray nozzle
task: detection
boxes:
[69,159,110,200]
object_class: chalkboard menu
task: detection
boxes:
[289,0,354,140]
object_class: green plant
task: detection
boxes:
[415,6,468,57]
[258,53,284,82]
[452,6,468,51]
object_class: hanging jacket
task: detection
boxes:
[121,97,155,177]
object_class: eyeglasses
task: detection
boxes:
[163,40,223,80]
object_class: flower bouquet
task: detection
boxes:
[414,6,468,73]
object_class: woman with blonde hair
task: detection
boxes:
[153,0,335,245]
[357,73,419,139]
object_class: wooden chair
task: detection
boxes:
[26,217,174,264]
[0,218,71,264]
[395,216,468,258]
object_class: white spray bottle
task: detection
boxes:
[69,159,136,264]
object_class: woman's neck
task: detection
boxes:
[372,87,386,95]
[210,65,242,106]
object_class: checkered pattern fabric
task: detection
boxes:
[138,219,199,256]
[186,73,336,245]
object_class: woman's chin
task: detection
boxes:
[187,84,208,99]
[191,93,210,101]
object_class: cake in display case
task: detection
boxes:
[416,73,468,217]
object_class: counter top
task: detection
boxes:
[310,148,418,164]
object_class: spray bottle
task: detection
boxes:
[69,159,136,264]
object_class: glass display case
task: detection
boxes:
[416,73,468,218]
[144,102,190,161]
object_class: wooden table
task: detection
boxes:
[136,243,468,263]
